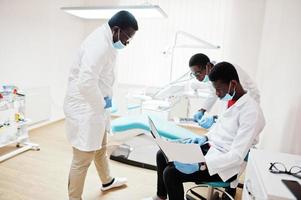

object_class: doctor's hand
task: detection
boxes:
[174,161,199,174]
[197,116,216,129]
[104,96,112,109]
[193,111,204,122]
[184,136,208,145]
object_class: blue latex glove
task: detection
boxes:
[184,136,207,145]
[104,96,112,109]
[198,116,215,129]
[192,136,208,145]
[193,111,204,122]
[174,161,199,174]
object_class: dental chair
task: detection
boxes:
[111,114,198,140]
[110,114,199,170]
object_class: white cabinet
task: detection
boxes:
[0,88,40,162]
[243,149,301,200]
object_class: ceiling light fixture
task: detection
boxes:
[61,5,167,19]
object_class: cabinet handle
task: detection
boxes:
[245,179,256,200]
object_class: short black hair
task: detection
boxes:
[189,53,210,70]
[108,10,138,31]
[209,62,240,84]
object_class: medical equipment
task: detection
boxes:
[175,117,197,125]
[152,71,193,99]
[0,85,40,162]
[163,31,220,82]
[126,70,211,120]
[124,71,193,120]
[125,31,220,120]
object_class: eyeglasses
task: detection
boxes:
[190,71,203,78]
[269,162,301,179]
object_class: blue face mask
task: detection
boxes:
[113,40,125,49]
[113,29,125,49]
[221,84,236,101]
[202,63,211,82]
[202,75,209,82]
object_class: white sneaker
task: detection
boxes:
[101,177,127,191]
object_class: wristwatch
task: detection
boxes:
[199,162,207,171]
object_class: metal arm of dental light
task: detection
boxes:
[152,70,193,99]
[173,31,220,49]
[127,71,193,115]
[131,32,220,113]
[166,30,220,83]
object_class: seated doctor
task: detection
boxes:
[189,53,260,129]
[143,62,265,200]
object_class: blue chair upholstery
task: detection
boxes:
[205,182,230,188]
[111,114,198,140]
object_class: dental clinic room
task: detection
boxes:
[1,0,301,200]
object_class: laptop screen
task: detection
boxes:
[148,116,161,139]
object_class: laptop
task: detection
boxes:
[148,116,205,163]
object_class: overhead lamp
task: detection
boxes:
[163,31,220,55]
[61,5,167,19]
[164,31,220,82]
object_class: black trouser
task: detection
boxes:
[156,144,237,200]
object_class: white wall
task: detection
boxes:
[256,0,301,154]
[221,0,266,78]
[0,0,85,122]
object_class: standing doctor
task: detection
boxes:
[64,11,138,200]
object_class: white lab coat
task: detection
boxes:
[63,23,117,151]
[204,93,265,182]
[190,64,260,111]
